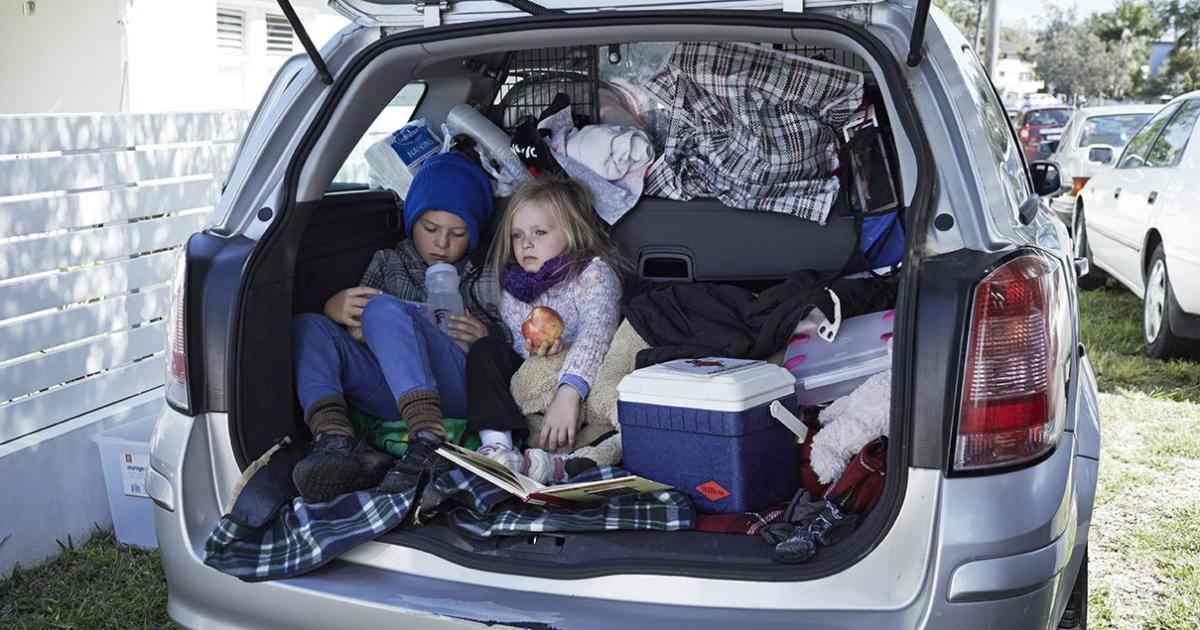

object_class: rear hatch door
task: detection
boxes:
[329,0,886,27]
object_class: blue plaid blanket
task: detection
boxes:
[204,466,694,581]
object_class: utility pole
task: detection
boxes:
[985,0,1000,74]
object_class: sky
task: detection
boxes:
[998,0,1118,27]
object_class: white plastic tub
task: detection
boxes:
[94,415,159,549]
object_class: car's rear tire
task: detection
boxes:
[1058,548,1088,629]
[1074,209,1105,291]
[1143,245,1199,359]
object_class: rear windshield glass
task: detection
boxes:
[1026,109,1071,126]
[1077,113,1154,148]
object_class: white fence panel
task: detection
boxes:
[0,111,248,445]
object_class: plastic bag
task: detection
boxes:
[364,119,442,199]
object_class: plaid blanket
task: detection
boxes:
[204,466,694,581]
[204,490,416,582]
[644,42,864,224]
[426,466,695,538]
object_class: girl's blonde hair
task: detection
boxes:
[490,177,630,279]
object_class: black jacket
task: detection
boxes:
[624,272,898,368]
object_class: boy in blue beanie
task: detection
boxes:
[291,152,501,502]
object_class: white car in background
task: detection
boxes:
[1075,92,1200,358]
[1049,104,1161,229]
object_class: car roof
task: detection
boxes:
[1075,104,1162,117]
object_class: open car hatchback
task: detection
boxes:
[149,1,1102,628]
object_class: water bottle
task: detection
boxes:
[425,263,466,347]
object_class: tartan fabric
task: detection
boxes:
[204,490,416,582]
[204,466,694,581]
[644,42,864,224]
[427,466,696,538]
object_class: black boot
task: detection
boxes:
[378,431,452,494]
[293,433,393,502]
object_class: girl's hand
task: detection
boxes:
[447,313,489,347]
[324,286,382,327]
[526,338,563,357]
[539,385,580,453]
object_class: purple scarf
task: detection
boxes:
[502,255,574,303]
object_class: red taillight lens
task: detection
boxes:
[956,254,1070,471]
[165,247,191,413]
[1019,126,1031,141]
[1071,177,1090,196]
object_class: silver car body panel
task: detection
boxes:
[155,3,1101,627]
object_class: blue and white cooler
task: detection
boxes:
[617,359,800,513]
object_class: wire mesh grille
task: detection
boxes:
[774,45,871,73]
[488,46,600,134]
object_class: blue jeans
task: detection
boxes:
[293,296,468,420]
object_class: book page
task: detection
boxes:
[536,476,673,503]
[437,443,543,494]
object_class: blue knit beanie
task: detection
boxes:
[403,152,495,251]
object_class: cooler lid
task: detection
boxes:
[617,359,796,412]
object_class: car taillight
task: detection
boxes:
[165,246,191,413]
[1019,126,1031,141]
[955,254,1070,471]
[1071,177,1090,196]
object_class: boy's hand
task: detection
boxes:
[324,286,381,327]
[538,385,580,453]
[446,313,488,346]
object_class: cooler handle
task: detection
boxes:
[799,354,891,390]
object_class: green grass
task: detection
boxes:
[0,529,179,630]
[1126,504,1200,630]
[1079,282,1200,404]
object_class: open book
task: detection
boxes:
[435,442,672,506]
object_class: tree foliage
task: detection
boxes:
[933,0,986,49]
[1151,0,1200,94]
[1035,7,1135,101]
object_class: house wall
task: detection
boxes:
[1150,41,1175,78]
[0,0,346,115]
[0,0,127,113]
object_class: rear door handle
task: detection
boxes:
[1148,191,1158,205]
[1114,187,1122,199]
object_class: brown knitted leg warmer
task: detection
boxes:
[305,395,354,438]
[397,389,445,439]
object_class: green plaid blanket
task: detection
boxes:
[204,464,694,582]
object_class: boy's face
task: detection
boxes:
[413,210,470,265]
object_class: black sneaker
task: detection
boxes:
[378,431,450,494]
[353,441,395,485]
[293,433,378,503]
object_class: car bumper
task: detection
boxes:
[153,404,1091,630]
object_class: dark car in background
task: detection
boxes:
[1017,106,1074,161]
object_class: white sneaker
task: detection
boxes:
[523,448,571,485]
[478,443,524,473]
